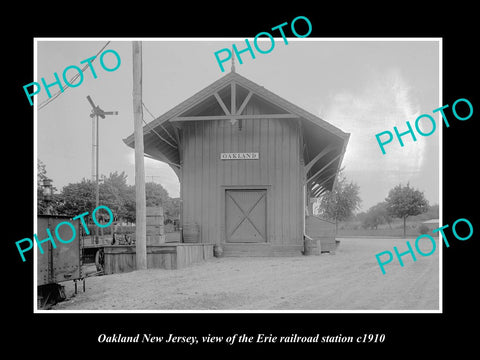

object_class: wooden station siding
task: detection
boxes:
[180,100,304,254]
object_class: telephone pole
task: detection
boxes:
[132,41,147,270]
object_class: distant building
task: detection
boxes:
[422,218,440,230]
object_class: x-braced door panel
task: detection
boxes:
[225,189,266,243]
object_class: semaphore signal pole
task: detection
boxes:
[86,95,118,244]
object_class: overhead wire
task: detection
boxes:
[142,102,179,146]
[142,102,157,121]
[37,41,111,110]
[141,102,178,150]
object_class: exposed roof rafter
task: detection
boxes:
[305,143,338,174]
[306,153,342,184]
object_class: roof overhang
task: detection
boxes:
[123,71,350,192]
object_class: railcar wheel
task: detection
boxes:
[95,248,104,272]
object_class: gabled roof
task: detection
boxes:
[124,71,350,192]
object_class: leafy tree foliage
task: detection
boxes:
[99,171,132,221]
[145,181,170,207]
[385,183,429,237]
[122,185,136,223]
[57,178,96,217]
[37,159,47,183]
[165,197,181,219]
[317,172,361,230]
[37,159,49,215]
[37,167,180,224]
[362,202,392,230]
[145,182,180,219]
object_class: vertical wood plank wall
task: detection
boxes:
[181,100,304,249]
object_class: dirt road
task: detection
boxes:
[51,237,439,311]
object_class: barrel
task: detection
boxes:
[213,244,224,257]
[304,238,321,255]
[183,223,200,243]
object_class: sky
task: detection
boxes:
[36,38,440,212]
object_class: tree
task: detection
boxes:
[145,182,180,219]
[123,185,136,224]
[119,181,180,223]
[145,182,170,207]
[354,211,367,223]
[99,171,132,221]
[37,159,49,215]
[58,172,136,223]
[385,183,429,238]
[37,159,47,183]
[164,197,181,219]
[57,178,96,216]
[362,202,392,230]
[41,170,180,225]
[317,172,361,232]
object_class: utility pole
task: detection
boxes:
[132,41,147,270]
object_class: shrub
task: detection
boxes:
[418,224,430,235]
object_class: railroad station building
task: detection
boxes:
[124,69,349,256]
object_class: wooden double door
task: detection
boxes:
[225,189,267,243]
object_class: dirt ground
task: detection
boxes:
[50,237,440,311]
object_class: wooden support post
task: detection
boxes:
[231,82,236,114]
[133,41,147,270]
[236,90,253,115]
[214,92,231,115]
